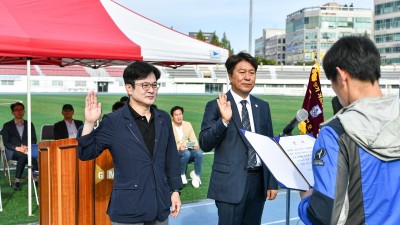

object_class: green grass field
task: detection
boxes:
[0,93,334,224]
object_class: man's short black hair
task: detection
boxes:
[10,102,24,111]
[225,51,258,76]
[123,61,161,85]
[170,106,184,116]
[322,36,381,84]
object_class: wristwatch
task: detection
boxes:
[171,189,181,195]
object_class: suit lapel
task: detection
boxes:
[122,106,150,157]
[22,120,28,142]
[153,108,163,157]
[10,120,22,141]
[62,121,68,138]
[227,92,251,149]
[227,91,243,130]
[250,96,260,133]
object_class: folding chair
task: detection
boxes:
[40,124,54,141]
[0,180,2,212]
[31,144,39,206]
[1,145,39,205]
[0,146,3,212]
[1,146,12,186]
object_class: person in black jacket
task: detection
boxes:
[1,102,38,191]
[53,104,83,140]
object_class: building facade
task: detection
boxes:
[265,33,286,65]
[374,0,400,65]
[255,37,265,57]
[254,29,286,64]
[285,2,372,65]
[188,31,215,43]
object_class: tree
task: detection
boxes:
[210,32,220,46]
[363,30,370,39]
[254,56,275,65]
[196,30,206,41]
[195,30,234,55]
[220,32,234,55]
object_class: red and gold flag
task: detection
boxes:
[299,63,324,137]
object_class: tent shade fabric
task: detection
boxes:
[0,0,228,68]
[0,0,228,216]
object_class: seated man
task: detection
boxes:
[54,104,83,140]
[1,102,38,191]
[171,106,203,188]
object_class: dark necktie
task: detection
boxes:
[240,100,257,168]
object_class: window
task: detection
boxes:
[75,81,86,87]
[1,80,14,85]
[52,80,63,86]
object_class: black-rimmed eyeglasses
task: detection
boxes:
[132,82,160,91]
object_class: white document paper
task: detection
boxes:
[242,130,315,191]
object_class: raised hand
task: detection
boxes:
[85,91,102,124]
[81,91,102,136]
[217,93,232,125]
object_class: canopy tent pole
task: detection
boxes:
[27,58,33,216]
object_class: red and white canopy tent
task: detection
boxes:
[0,0,229,215]
[0,0,228,67]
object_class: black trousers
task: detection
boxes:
[215,170,265,225]
[11,150,38,179]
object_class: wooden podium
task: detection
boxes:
[39,139,113,225]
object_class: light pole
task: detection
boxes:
[249,0,253,54]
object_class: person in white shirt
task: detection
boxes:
[53,104,83,140]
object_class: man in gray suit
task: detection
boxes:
[199,52,278,225]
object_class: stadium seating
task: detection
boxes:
[39,65,89,76]
[0,65,39,76]
[164,67,198,78]
[104,66,126,77]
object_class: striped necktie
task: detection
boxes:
[240,100,257,168]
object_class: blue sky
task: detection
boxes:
[116,0,373,54]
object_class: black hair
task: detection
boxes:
[112,101,125,112]
[119,96,129,103]
[225,51,258,76]
[322,36,381,84]
[123,61,161,86]
[10,102,24,111]
[170,106,184,116]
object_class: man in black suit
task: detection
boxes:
[53,104,83,140]
[1,102,38,191]
[199,52,278,225]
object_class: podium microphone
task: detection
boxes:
[280,109,309,136]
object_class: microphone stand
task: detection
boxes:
[279,132,292,225]
[286,189,291,225]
